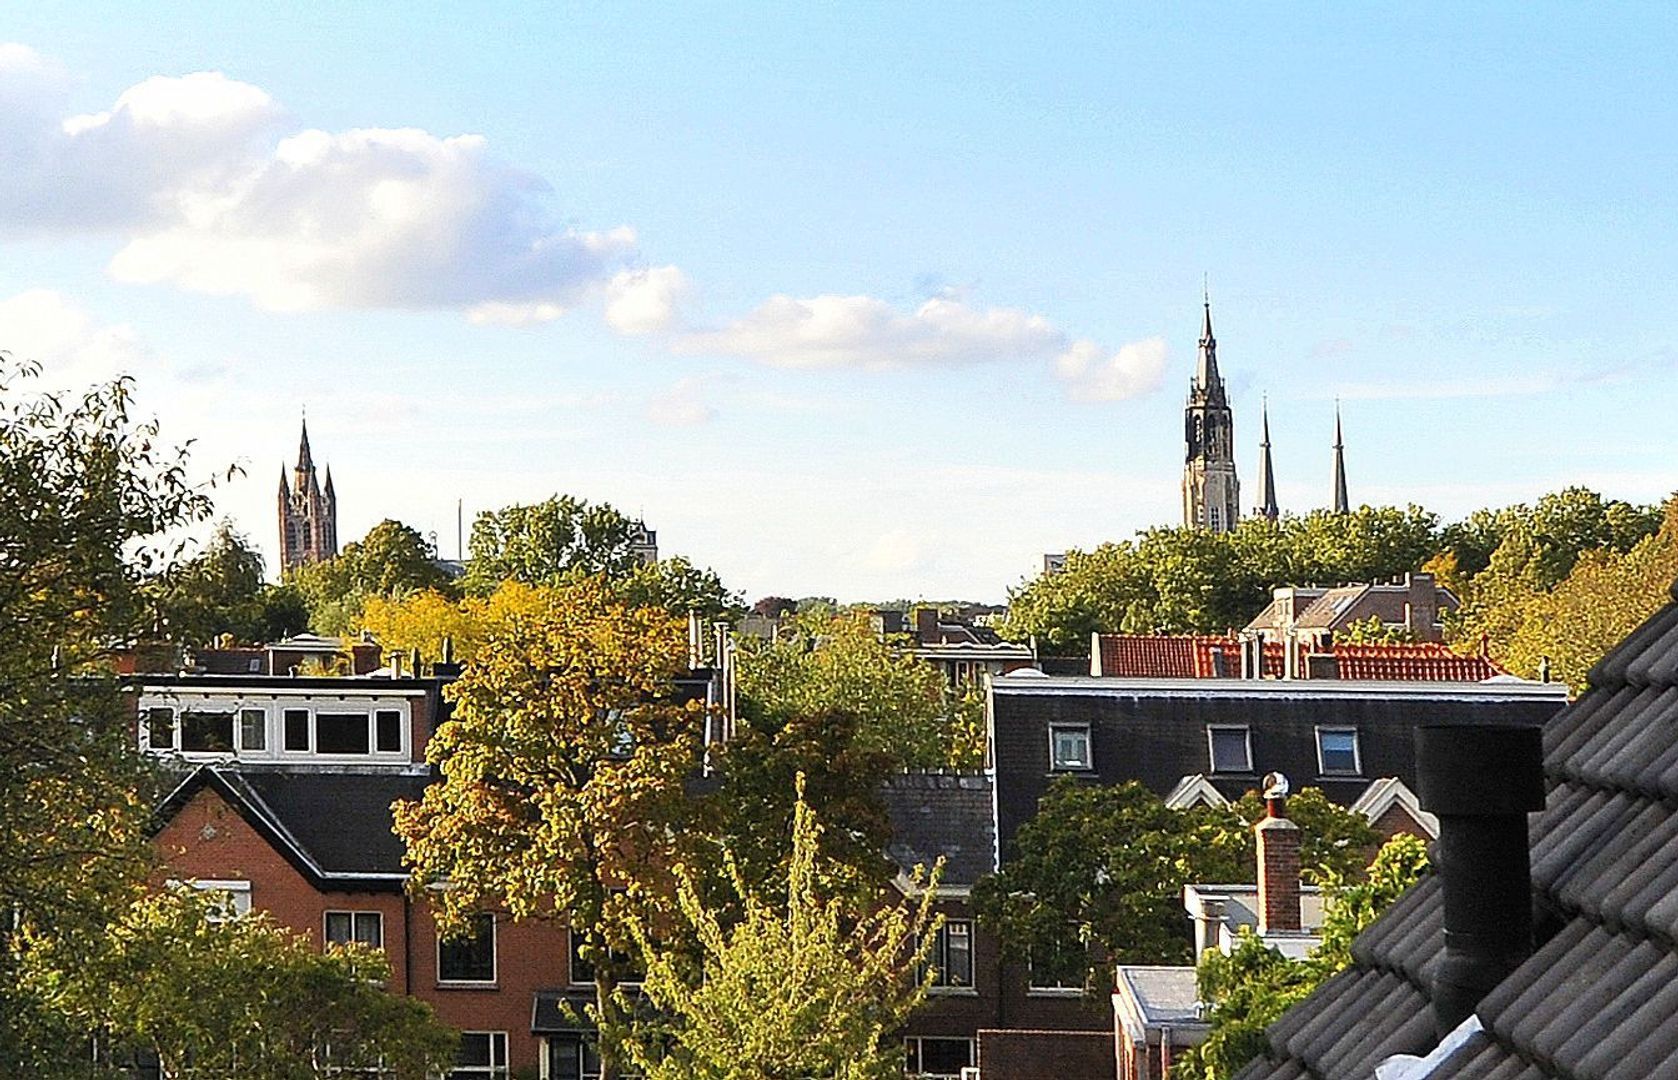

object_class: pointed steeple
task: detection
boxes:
[1332,403,1350,514]
[1196,283,1222,392]
[297,414,314,473]
[1256,397,1279,520]
[323,465,335,499]
[278,465,290,496]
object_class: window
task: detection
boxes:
[438,913,496,984]
[905,1037,974,1078]
[1049,723,1092,771]
[239,708,267,752]
[547,1036,601,1080]
[375,710,402,753]
[450,1032,508,1080]
[569,929,641,986]
[180,710,235,753]
[1027,933,1087,993]
[325,910,384,949]
[145,707,175,750]
[1208,725,1253,773]
[922,920,973,989]
[1317,727,1362,775]
[316,712,370,755]
[284,708,311,752]
[179,879,251,920]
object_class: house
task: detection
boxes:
[137,665,723,1079]
[1242,572,1458,648]
[1090,634,1508,683]
[1227,576,1678,1079]
[876,608,1037,689]
[1112,967,1210,1080]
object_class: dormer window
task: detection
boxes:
[1049,723,1093,771]
[141,695,410,761]
[1208,725,1253,773]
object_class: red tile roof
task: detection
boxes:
[1093,636,1506,682]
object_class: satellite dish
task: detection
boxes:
[1261,772,1290,799]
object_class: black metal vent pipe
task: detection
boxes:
[1417,721,1546,1038]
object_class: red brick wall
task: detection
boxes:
[1372,801,1431,841]
[153,786,573,1074]
[978,1028,1115,1079]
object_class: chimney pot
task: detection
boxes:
[1255,813,1303,934]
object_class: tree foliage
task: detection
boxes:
[1004,507,1440,651]
[1175,833,1430,1080]
[18,886,456,1079]
[289,518,451,634]
[393,578,708,1079]
[0,358,215,1065]
[152,521,308,645]
[973,781,1380,984]
[626,776,939,1080]
[463,494,649,594]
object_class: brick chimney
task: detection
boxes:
[1255,797,1302,934]
[1406,571,1438,641]
[914,606,940,643]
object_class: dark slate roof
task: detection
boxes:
[1235,582,1678,1080]
[879,771,995,888]
[154,764,432,891]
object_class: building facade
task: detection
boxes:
[1182,298,1241,533]
[277,419,337,573]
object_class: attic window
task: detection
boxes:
[1317,728,1362,775]
[1049,723,1092,771]
[1208,725,1253,773]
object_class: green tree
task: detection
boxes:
[0,357,214,1068]
[463,494,646,594]
[1335,613,1415,645]
[626,776,940,1080]
[153,521,309,645]
[290,518,451,633]
[1223,788,1381,884]
[1176,833,1430,1079]
[612,555,745,623]
[734,611,958,769]
[19,885,456,1079]
[394,578,708,1080]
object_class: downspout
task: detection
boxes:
[403,891,413,996]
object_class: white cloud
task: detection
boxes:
[1054,336,1169,402]
[0,49,637,316]
[0,289,147,386]
[645,375,716,427]
[606,265,691,334]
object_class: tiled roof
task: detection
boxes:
[1234,580,1678,1079]
[1093,636,1505,683]
[878,771,996,888]
[1331,643,1505,682]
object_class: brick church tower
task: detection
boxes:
[277,418,337,573]
[1182,294,1241,533]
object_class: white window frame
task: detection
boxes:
[449,1031,508,1079]
[279,704,410,760]
[923,919,975,992]
[172,878,251,921]
[1048,722,1093,771]
[1315,726,1363,776]
[1026,935,1086,995]
[567,927,643,989]
[323,909,385,949]
[437,913,497,986]
[904,1035,976,1079]
[1207,725,1253,774]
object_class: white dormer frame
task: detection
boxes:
[1350,777,1440,839]
[1163,773,1230,810]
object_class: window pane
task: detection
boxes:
[284,709,310,751]
[919,1038,974,1072]
[1210,727,1251,772]
[239,708,266,751]
[456,1033,491,1067]
[325,912,352,944]
[439,914,495,982]
[1051,725,1090,769]
[180,711,234,753]
[375,710,402,753]
[354,912,383,947]
[1320,730,1359,773]
[944,922,972,986]
[146,707,175,750]
[315,713,370,755]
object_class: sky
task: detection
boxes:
[3,4,1677,604]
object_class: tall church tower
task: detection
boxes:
[1182,295,1241,533]
[277,417,338,574]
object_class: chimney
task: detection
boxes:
[914,606,939,643]
[1418,722,1546,1037]
[1408,572,1438,641]
[1255,782,1302,934]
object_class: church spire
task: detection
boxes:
[297,414,314,473]
[1256,396,1279,521]
[1332,403,1349,514]
[1196,284,1221,392]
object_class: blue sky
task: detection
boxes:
[2,4,1676,602]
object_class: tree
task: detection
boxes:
[18,885,456,1079]
[1175,833,1429,1079]
[463,494,647,594]
[973,781,1381,984]
[289,518,451,634]
[0,357,214,1066]
[734,611,961,769]
[393,578,708,1080]
[1336,614,1414,645]
[359,588,487,664]
[153,521,308,645]
[625,776,940,1080]
[613,556,745,623]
